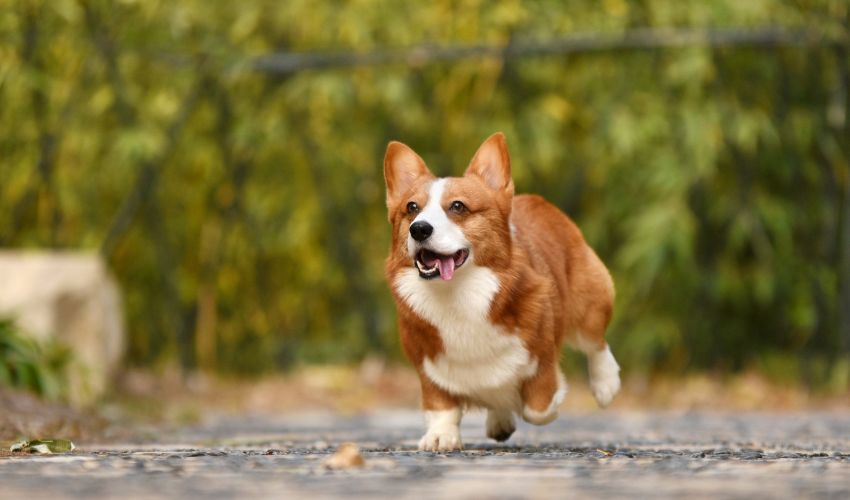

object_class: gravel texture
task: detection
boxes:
[2,410,849,499]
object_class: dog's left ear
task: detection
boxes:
[465,132,514,196]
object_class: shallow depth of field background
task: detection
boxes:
[1,0,849,409]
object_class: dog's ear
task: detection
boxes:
[465,132,514,196]
[384,141,433,207]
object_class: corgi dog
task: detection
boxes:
[383,133,620,451]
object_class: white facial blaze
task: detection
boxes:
[407,178,468,257]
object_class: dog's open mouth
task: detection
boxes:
[414,248,469,281]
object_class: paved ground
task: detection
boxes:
[1,410,849,499]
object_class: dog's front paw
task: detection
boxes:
[522,404,558,425]
[418,428,462,452]
[486,409,516,442]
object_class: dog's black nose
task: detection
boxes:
[409,221,433,242]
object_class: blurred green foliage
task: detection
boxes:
[0,319,70,399]
[1,0,849,384]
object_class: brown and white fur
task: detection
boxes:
[384,133,620,451]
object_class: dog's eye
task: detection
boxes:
[406,202,419,215]
[449,201,467,214]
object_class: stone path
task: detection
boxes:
[2,410,849,499]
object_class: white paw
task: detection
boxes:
[486,410,516,442]
[589,346,621,408]
[521,370,567,426]
[522,404,558,425]
[418,428,462,451]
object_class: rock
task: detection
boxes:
[0,251,125,405]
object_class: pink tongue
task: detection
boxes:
[438,256,455,280]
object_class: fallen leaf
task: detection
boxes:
[10,438,76,454]
[324,442,365,469]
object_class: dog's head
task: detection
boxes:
[384,133,515,281]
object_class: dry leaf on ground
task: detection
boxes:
[324,443,365,469]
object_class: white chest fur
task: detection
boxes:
[394,264,538,410]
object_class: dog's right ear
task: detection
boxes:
[384,141,432,208]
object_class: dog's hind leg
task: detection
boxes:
[571,333,621,408]
[586,341,621,407]
[562,246,619,407]
[567,273,620,408]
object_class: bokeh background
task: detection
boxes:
[2,0,849,414]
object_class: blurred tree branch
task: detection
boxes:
[835,11,850,354]
[194,74,256,371]
[7,5,65,246]
[252,27,836,75]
